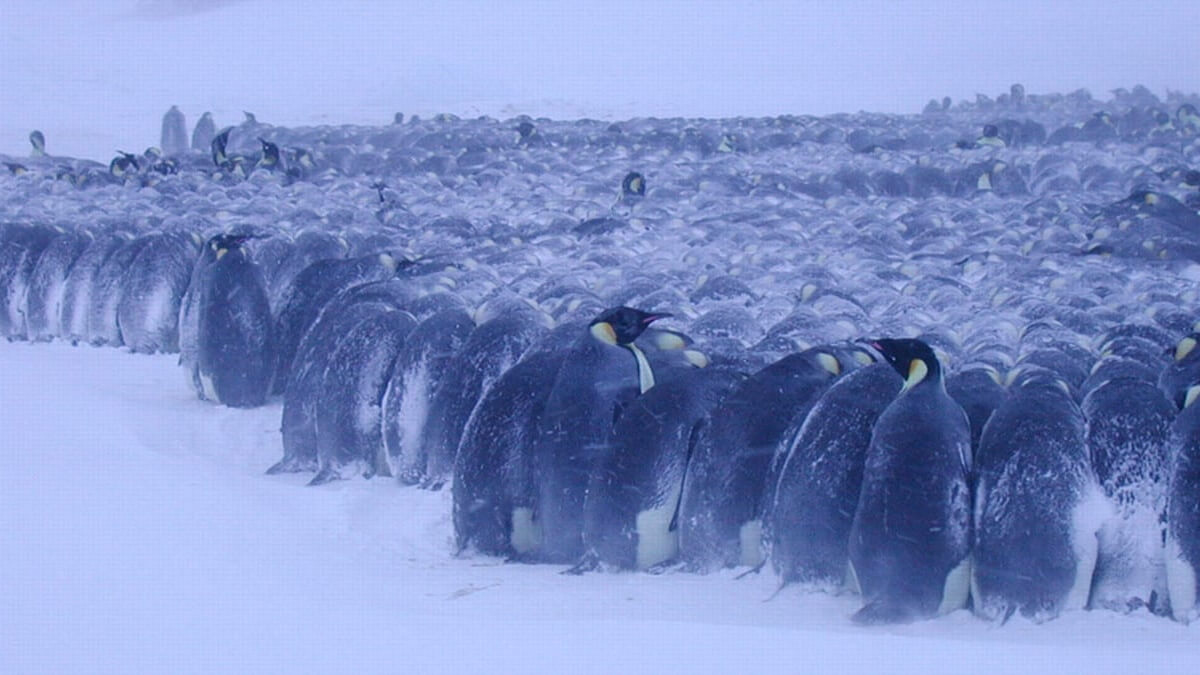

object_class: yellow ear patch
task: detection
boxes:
[903,358,929,391]
[853,350,874,366]
[1176,337,1197,362]
[590,322,618,345]
[215,248,228,260]
[379,253,397,271]
[655,332,687,351]
[817,352,841,376]
[1186,385,1200,409]
[1145,192,1159,206]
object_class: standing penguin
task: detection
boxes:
[117,230,199,353]
[191,112,216,153]
[677,347,842,572]
[195,234,272,408]
[582,365,742,571]
[848,338,972,624]
[24,230,91,341]
[1083,377,1175,614]
[533,307,669,564]
[1167,385,1200,622]
[766,362,902,589]
[972,370,1106,623]
[161,106,188,156]
[416,303,551,489]
[453,348,567,558]
[310,309,417,485]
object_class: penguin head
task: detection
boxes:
[981,124,999,138]
[29,130,45,156]
[208,232,257,258]
[622,171,646,197]
[109,151,140,177]
[516,121,536,139]
[1174,333,1200,363]
[589,307,669,346]
[211,128,232,166]
[866,338,941,391]
[259,138,280,166]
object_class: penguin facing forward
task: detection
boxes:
[972,371,1105,623]
[309,309,417,485]
[256,138,282,173]
[1166,385,1200,622]
[196,234,273,408]
[582,365,743,572]
[533,306,669,564]
[677,347,842,573]
[848,338,972,624]
[765,362,902,590]
[1082,377,1175,614]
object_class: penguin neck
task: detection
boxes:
[624,343,656,394]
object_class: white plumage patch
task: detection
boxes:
[739,519,763,568]
[510,507,540,555]
[938,556,972,615]
[1166,535,1197,622]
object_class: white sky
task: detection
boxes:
[2,0,1199,160]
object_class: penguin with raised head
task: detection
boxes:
[195,233,272,408]
[581,364,743,571]
[29,130,45,156]
[677,347,842,572]
[848,338,971,624]
[161,106,188,156]
[256,138,282,173]
[1083,376,1175,614]
[1167,385,1200,622]
[533,306,669,564]
[309,309,418,485]
[766,361,902,589]
[972,369,1105,623]
[108,151,140,180]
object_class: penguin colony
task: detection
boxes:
[5,85,1200,624]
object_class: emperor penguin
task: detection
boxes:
[848,338,972,624]
[973,369,1106,623]
[533,306,669,564]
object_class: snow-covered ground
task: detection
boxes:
[4,0,1200,161]
[1,340,1196,674]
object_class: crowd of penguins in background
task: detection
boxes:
[7,84,1200,625]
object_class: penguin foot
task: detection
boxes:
[562,552,600,575]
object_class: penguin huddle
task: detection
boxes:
[8,86,1200,627]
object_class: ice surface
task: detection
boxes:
[2,340,1199,673]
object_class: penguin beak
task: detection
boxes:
[641,312,672,325]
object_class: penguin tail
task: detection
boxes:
[851,600,918,625]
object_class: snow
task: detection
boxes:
[5,0,1200,671]
[2,340,1198,673]
[4,1,1200,161]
